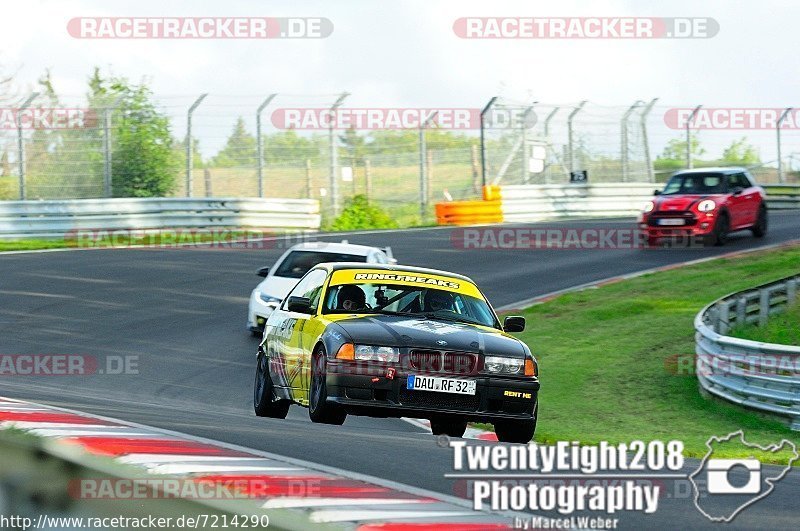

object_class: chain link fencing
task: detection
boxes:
[2,93,799,226]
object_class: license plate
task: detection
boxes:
[407,375,476,395]
[658,218,685,226]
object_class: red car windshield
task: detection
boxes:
[661,173,726,195]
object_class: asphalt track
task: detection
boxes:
[1,213,799,529]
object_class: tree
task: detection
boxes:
[211,117,257,167]
[657,136,705,162]
[721,137,759,166]
[100,75,179,197]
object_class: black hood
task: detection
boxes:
[330,314,527,358]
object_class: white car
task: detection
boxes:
[247,241,396,335]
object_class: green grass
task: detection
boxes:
[0,240,72,252]
[484,246,800,463]
[730,302,800,345]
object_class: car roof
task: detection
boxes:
[286,241,380,256]
[672,167,746,175]
[314,262,475,283]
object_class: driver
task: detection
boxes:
[423,290,455,312]
[337,284,367,311]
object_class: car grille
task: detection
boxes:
[648,211,697,227]
[399,389,480,411]
[407,350,477,375]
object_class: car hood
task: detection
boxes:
[655,194,725,212]
[331,314,526,357]
[256,275,301,299]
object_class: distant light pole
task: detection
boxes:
[328,92,349,217]
[16,92,39,200]
[419,111,439,220]
[186,94,208,197]
[256,94,278,197]
[685,105,702,169]
[777,107,793,183]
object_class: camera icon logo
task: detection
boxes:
[706,458,761,494]
[689,431,798,522]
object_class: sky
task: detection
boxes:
[1,0,798,158]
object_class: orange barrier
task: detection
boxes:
[434,199,503,225]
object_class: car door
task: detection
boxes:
[280,268,329,404]
[727,172,753,228]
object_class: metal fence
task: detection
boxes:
[694,274,800,430]
[2,92,800,225]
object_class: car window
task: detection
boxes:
[274,251,367,279]
[729,173,749,190]
[323,282,500,328]
[662,173,725,194]
[370,251,389,264]
[285,269,328,310]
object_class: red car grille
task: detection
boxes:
[408,350,477,375]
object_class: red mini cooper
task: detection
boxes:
[639,167,768,246]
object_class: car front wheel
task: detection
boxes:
[309,347,347,425]
[706,213,730,246]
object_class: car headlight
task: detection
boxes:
[259,292,281,305]
[354,345,399,363]
[484,356,525,375]
[698,199,716,212]
[643,201,655,213]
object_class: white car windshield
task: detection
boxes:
[274,251,367,279]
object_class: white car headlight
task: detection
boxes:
[698,199,717,212]
[643,201,655,213]
[484,356,524,374]
[259,292,281,305]
[354,345,400,363]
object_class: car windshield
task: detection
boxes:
[661,173,726,195]
[274,251,367,279]
[323,282,500,329]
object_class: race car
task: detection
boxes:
[247,241,395,335]
[639,167,768,246]
[253,263,539,443]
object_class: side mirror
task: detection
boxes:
[503,316,526,333]
[257,267,270,278]
[287,296,313,314]
[732,187,744,195]
[653,189,662,196]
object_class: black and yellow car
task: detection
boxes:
[253,263,539,443]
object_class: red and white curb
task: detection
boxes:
[402,418,498,442]
[0,397,512,529]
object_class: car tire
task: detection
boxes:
[493,403,537,444]
[309,347,347,425]
[706,213,729,247]
[751,206,768,238]
[254,352,290,418]
[430,418,468,438]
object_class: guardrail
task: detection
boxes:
[694,274,800,430]
[763,184,800,210]
[435,182,800,225]
[0,197,321,240]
